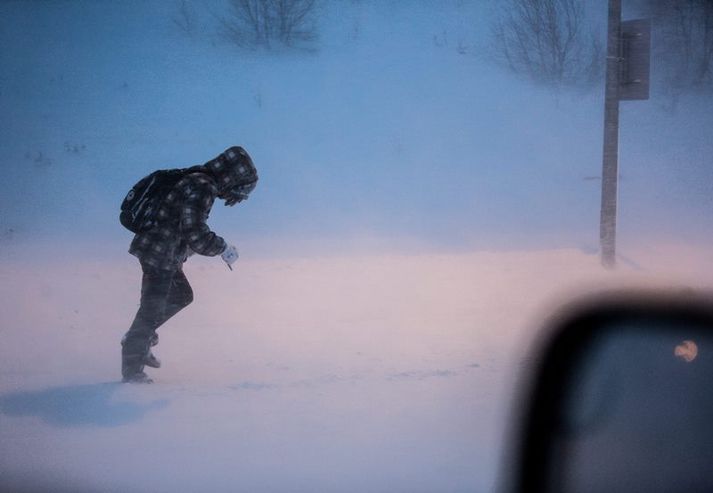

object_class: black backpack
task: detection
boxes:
[120,168,187,233]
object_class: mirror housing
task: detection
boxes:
[502,290,713,493]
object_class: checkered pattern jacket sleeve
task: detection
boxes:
[177,174,226,256]
[129,172,226,270]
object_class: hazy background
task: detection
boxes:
[1,0,711,259]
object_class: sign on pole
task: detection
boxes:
[620,19,652,101]
[599,3,652,268]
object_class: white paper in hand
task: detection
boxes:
[221,244,239,270]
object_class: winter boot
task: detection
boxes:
[122,332,157,382]
[143,332,161,368]
[143,350,161,369]
[121,351,152,383]
[122,370,154,384]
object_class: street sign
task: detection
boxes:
[619,19,651,101]
[600,7,652,268]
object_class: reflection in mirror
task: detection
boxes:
[674,340,698,362]
[552,322,713,493]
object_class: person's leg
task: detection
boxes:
[122,263,176,381]
[143,269,194,369]
[145,268,193,345]
[162,268,194,326]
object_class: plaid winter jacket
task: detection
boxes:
[129,147,258,271]
[129,172,226,270]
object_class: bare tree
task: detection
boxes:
[490,0,603,88]
[173,0,198,37]
[218,0,318,49]
[634,0,713,95]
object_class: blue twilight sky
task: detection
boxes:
[1,0,712,258]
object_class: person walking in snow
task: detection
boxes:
[121,146,258,383]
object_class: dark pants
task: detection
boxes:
[122,262,193,377]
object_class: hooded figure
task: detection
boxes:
[206,146,259,206]
[122,146,258,383]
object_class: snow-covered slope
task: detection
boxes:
[2,246,713,492]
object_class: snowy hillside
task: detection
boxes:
[1,0,712,253]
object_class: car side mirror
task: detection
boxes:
[502,290,713,493]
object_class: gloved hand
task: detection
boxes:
[221,244,239,270]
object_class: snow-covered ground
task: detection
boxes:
[2,245,713,492]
